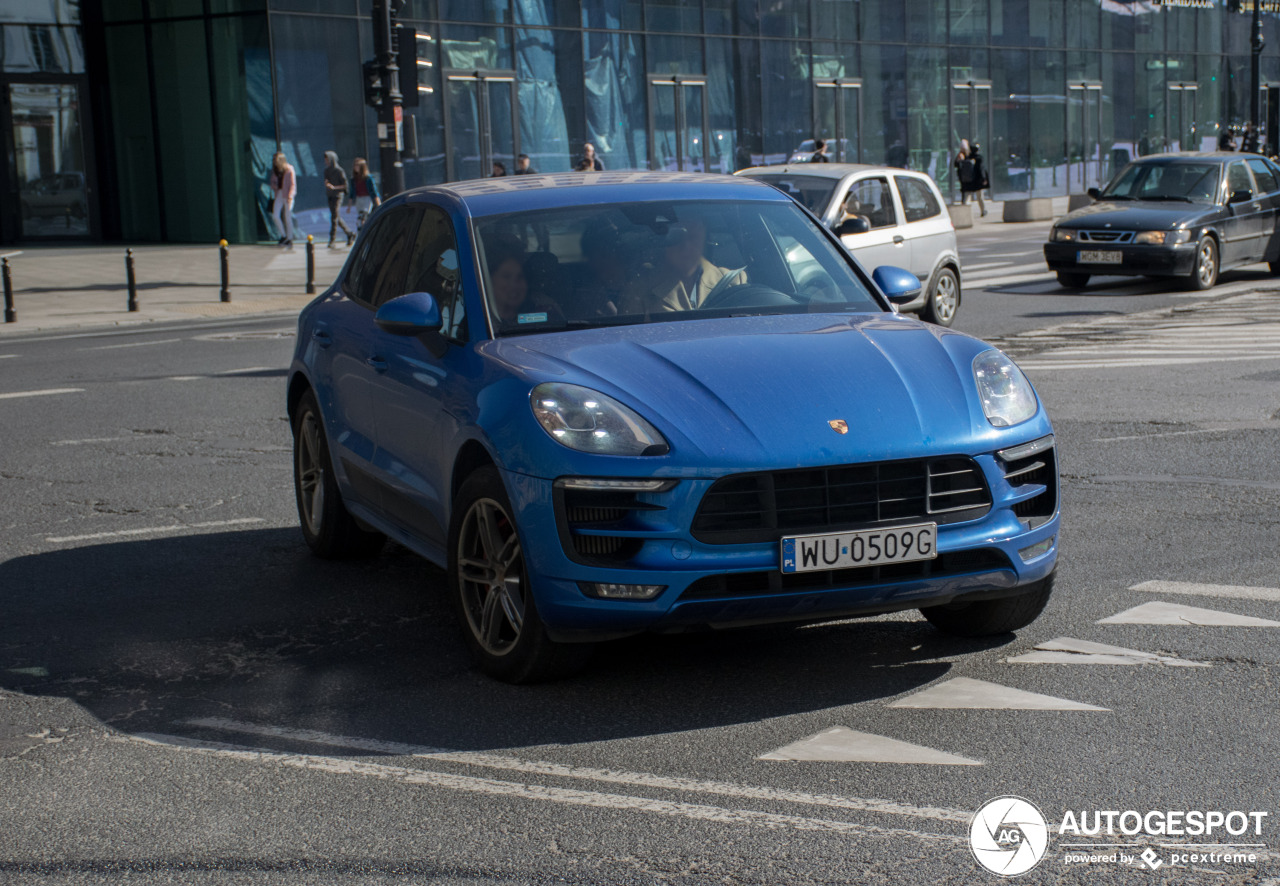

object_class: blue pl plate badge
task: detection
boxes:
[517,312,548,324]
[782,538,796,573]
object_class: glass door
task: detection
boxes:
[443,70,517,182]
[1067,82,1104,193]
[1166,83,1197,153]
[8,83,93,238]
[814,79,862,163]
[648,76,709,172]
[950,80,992,199]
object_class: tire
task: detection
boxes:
[448,466,594,683]
[1056,271,1090,289]
[1186,235,1219,291]
[292,389,385,559]
[920,572,1055,637]
[921,267,960,327]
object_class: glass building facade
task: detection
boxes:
[4,0,1280,243]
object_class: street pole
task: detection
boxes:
[373,0,406,197]
[1252,0,1265,136]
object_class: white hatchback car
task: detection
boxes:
[737,164,962,326]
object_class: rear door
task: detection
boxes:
[893,174,952,281]
[838,174,909,272]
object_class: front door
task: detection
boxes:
[649,76,710,172]
[838,175,907,273]
[4,82,95,239]
[814,79,861,163]
[444,70,517,182]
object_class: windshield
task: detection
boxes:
[738,174,839,215]
[473,199,882,336]
[1103,162,1220,204]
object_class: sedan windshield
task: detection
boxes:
[1103,162,1220,204]
[472,199,882,336]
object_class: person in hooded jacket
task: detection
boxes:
[323,150,355,248]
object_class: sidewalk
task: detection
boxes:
[0,240,351,335]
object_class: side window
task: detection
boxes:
[346,208,415,307]
[1227,161,1254,198]
[894,176,942,223]
[845,177,899,229]
[405,206,466,340]
[1247,159,1277,195]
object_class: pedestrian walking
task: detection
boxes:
[810,138,830,163]
[1242,122,1261,154]
[514,153,537,175]
[578,142,604,171]
[269,152,296,247]
[1218,128,1237,151]
[955,139,987,216]
[323,150,355,248]
[349,157,381,231]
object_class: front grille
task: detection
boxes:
[1001,444,1057,530]
[691,457,991,545]
[1079,230,1133,243]
[680,549,1011,600]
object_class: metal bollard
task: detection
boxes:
[2,257,14,323]
[219,239,231,303]
[126,249,138,313]
[305,235,316,294]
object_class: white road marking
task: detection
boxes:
[167,376,202,381]
[185,717,972,824]
[123,733,965,844]
[1098,600,1280,627]
[45,517,265,544]
[217,366,276,375]
[0,387,83,400]
[960,260,1015,272]
[758,727,981,765]
[966,271,1057,288]
[81,338,182,351]
[1093,428,1232,443]
[1006,637,1208,667]
[0,354,17,359]
[51,437,129,446]
[887,677,1108,711]
[1131,580,1280,604]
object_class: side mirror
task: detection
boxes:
[1087,187,1102,200]
[835,216,871,236]
[872,266,922,305]
[1228,189,1254,205]
[375,291,443,336]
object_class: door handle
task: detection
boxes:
[366,356,388,372]
[893,235,905,245]
[311,330,331,348]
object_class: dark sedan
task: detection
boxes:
[1044,152,1280,291]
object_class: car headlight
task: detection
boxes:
[531,383,669,456]
[1050,227,1076,242]
[1133,230,1191,245]
[972,350,1038,428]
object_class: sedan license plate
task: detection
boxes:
[1077,249,1123,264]
[781,523,937,574]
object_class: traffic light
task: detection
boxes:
[362,58,383,108]
[397,25,432,109]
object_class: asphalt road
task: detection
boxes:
[1,281,1279,885]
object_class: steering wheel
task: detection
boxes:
[698,283,799,311]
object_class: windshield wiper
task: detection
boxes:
[1137,195,1193,203]
[1103,194,1134,200]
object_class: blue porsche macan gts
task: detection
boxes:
[287,172,1059,682]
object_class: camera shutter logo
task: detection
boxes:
[970,796,1050,876]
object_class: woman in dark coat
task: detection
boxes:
[959,140,989,217]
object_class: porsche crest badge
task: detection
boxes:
[829,420,849,434]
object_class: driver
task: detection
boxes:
[620,215,746,313]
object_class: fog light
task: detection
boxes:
[581,582,665,600]
[1018,536,1055,562]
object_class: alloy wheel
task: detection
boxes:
[932,272,958,324]
[1197,239,1217,288]
[457,498,526,655]
[296,411,326,535]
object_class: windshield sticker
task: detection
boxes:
[517,312,548,324]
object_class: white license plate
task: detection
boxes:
[781,523,937,574]
[1077,250,1123,264]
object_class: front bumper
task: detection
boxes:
[1044,241,1197,277]
[503,447,1060,642]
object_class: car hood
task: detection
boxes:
[1057,200,1216,230]
[483,314,1017,471]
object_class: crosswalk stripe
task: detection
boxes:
[1130,580,1280,603]
[1098,600,1280,627]
[887,677,1108,711]
[1006,637,1208,667]
[759,727,982,765]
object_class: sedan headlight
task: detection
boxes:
[1050,227,1077,242]
[972,350,1038,428]
[531,383,669,456]
[1133,230,1191,245]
